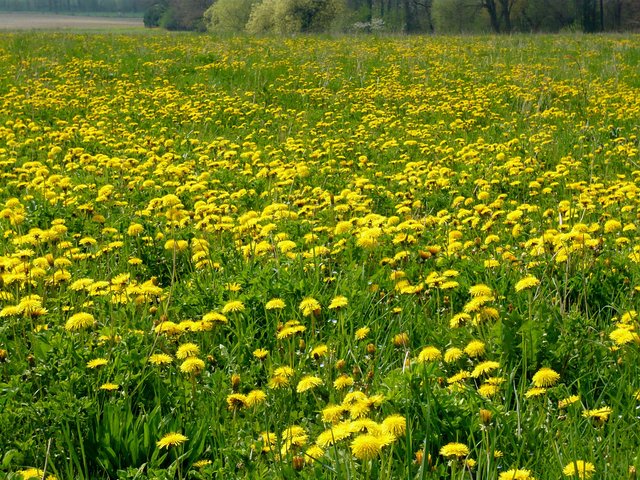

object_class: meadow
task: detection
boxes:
[0,31,639,479]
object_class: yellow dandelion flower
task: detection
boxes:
[305,445,324,463]
[532,367,560,387]
[157,432,188,449]
[253,348,269,360]
[333,374,354,390]
[499,469,535,480]
[226,393,248,410]
[355,326,370,340]
[222,300,245,313]
[297,375,323,393]
[464,340,485,358]
[176,343,200,359]
[525,387,547,398]
[350,434,384,460]
[328,295,348,309]
[582,406,612,423]
[478,383,501,397]
[444,347,463,363]
[469,284,493,297]
[515,275,540,292]
[417,346,442,363]
[246,389,267,407]
[558,395,580,409]
[310,344,328,359]
[300,297,321,316]
[149,353,173,365]
[382,414,406,437]
[87,358,108,369]
[439,442,469,459]
[450,313,471,328]
[563,460,596,479]
[180,357,205,375]
[201,312,228,324]
[99,382,119,391]
[193,459,212,468]
[65,312,95,331]
[265,298,286,310]
[322,405,346,423]
[471,360,500,378]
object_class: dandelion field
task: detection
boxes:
[1,32,640,479]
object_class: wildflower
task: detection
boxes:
[222,300,245,313]
[157,432,188,449]
[471,360,500,377]
[300,297,321,316]
[328,295,348,309]
[310,344,328,359]
[193,459,212,468]
[499,469,535,479]
[469,284,493,297]
[333,375,354,390]
[305,445,324,463]
[532,367,560,387]
[355,327,370,340]
[393,332,409,348]
[558,395,580,409]
[417,346,442,363]
[478,383,500,398]
[515,275,540,292]
[350,434,384,460]
[525,387,547,398]
[382,415,406,437]
[444,347,463,363]
[265,298,285,310]
[87,358,108,369]
[464,340,485,358]
[99,383,119,391]
[180,357,205,375]
[322,405,345,423]
[176,343,200,359]
[439,442,469,459]
[253,348,269,360]
[563,460,596,479]
[65,312,95,331]
[297,375,323,393]
[246,390,267,407]
[227,393,248,410]
[149,353,173,365]
[582,406,612,424]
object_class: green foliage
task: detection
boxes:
[246,0,343,34]
[204,0,256,34]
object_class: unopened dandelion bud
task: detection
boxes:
[335,359,346,370]
[479,409,493,426]
[159,314,168,323]
[298,339,306,351]
[366,343,376,355]
[231,373,241,392]
[0,349,7,362]
[292,455,305,471]
[393,332,409,348]
[150,306,158,314]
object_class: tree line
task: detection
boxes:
[0,0,154,13]
[1,0,639,32]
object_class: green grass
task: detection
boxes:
[0,31,639,479]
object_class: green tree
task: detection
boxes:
[246,0,343,34]
[204,0,256,33]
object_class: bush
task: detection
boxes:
[246,0,343,34]
[143,2,168,27]
[204,0,256,34]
